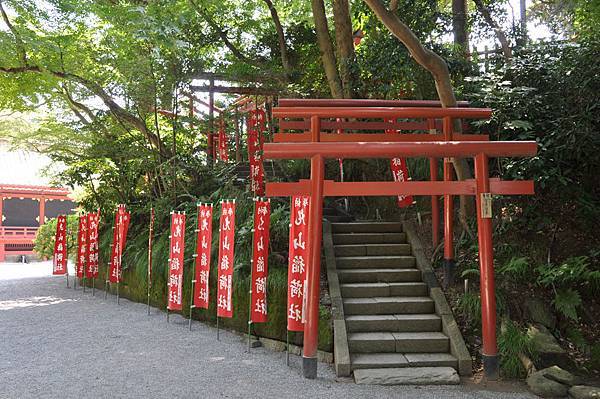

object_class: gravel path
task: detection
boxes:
[0,262,536,399]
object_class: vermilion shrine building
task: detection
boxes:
[0,184,76,261]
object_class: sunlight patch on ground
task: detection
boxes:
[0,260,75,281]
[0,296,76,310]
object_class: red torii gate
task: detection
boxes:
[264,105,537,380]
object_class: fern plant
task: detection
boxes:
[552,288,582,321]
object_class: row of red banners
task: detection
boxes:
[54,208,116,281]
[53,197,309,331]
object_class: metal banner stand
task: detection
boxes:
[216,316,220,341]
[147,207,154,315]
[104,262,110,300]
[286,331,290,366]
[65,272,70,288]
[189,209,200,331]
[83,276,86,293]
[92,277,95,296]
[247,284,252,350]
[167,308,170,323]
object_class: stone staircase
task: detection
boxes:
[332,221,461,385]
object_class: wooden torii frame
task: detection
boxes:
[263,104,537,380]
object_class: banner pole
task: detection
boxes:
[83,275,86,293]
[65,272,69,288]
[167,307,170,323]
[92,278,95,296]
[216,316,220,341]
[247,285,252,350]
[104,262,109,300]
[147,207,154,315]
[189,205,200,331]
[286,330,290,366]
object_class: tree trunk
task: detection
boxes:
[473,0,513,63]
[332,0,357,98]
[452,0,469,57]
[362,0,474,226]
[311,0,344,98]
[262,0,292,79]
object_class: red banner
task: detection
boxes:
[193,203,213,309]
[287,196,309,331]
[247,109,266,196]
[386,120,414,208]
[76,214,87,278]
[109,204,131,284]
[52,215,68,275]
[250,199,271,323]
[167,212,186,311]
[217,201,236,318]
[86,212,100,279]
[218,119,229,162]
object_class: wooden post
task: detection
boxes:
[303,115,324,379]
[208,77,215,166]
[475,153,498,380]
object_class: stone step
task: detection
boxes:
[331,222,403,233]
[337,268,421,284]
[351,353,458,370]
[341,282,428,298]
[345,314,441,333]
[343,297,434,315]
[332,233,406,245]
[353,367,460,385]
[336,256,416,269]
[334,244,412,257]
[348,332,449,353]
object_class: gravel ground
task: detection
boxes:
[0,262,536,399]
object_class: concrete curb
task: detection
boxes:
[403,220,473,377]
[323,220,352,377]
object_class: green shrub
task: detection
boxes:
[34,215,80,260]
[498,319,534,378]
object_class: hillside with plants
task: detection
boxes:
[1,0,598,387]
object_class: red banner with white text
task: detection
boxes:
[247,109,266,196]
[218,119,229,162]
[287,196,309,331]
[217,201,236,318]
[250,199,271,323]
[386,120,414,208]
[53,215,68,275]
[167,212,186,311]
[109,205,131,283]
[193,203,213,309]
[86,212,100,279]
[76,214,87,278]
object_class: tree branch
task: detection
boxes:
[311,0,344,98]
[261,0,292,79]
[473,0,513,63]
[189,0,264,69]
[0,1,27,66]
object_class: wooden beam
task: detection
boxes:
[190,85,280,95]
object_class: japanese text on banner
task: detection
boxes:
[52,215,68,275]
[167,212,186,311]
[76,214,87,278]
[86,212,100,278]
[217,202,236,318]
[250,200,270,323]
[287,196,309,331]
[193,204,213,309]
[386,120,414,208]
